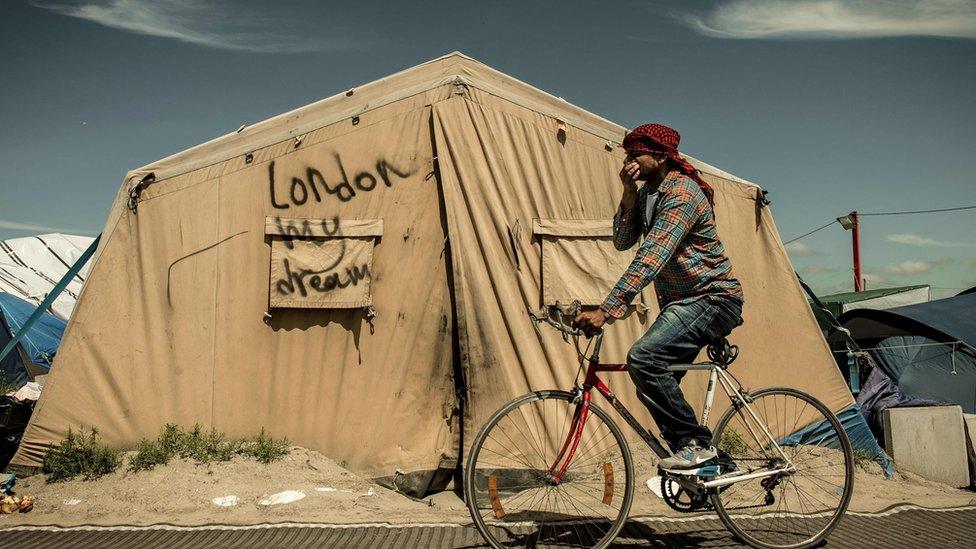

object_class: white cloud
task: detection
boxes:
[883,260,932,274]
[886,233,976,247]
[684,0,976,40]
[862,272,892,285]
[32,0,356,53]
[0,219,82,234]
[785,241,814,255]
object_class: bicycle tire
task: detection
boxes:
[464,390,635,549]
[710,387,854,549]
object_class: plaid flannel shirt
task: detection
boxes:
[600,171,743,318]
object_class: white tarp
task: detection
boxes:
[840,286,931,313]
[0,233,95,320]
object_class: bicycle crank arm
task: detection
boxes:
[701,467,791,489]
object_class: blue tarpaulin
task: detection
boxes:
[0,293,67,385]
[780,403,893,477]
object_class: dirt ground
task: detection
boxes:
[627,443,976,517]
[1,445,973,528]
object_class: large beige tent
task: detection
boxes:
[12,53,852,494]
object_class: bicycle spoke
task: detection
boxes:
[710,388,853,548]
[467,392,632,548]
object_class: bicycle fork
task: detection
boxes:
[546,389,590,485]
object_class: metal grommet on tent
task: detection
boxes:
[605,141,614,152]
[244,152,254,164]
[293,135,304,148]
[345,89,354,97]
[352,116,360,126]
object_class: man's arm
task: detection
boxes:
[600,185,699,318]
[612,185,641,251]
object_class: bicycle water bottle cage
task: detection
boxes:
[707,338,739,369]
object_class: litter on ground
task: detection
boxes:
[258,490,305,506]
[315,487,353,493]
[212,495,239,507]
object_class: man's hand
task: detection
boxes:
[619,161,641,189]
[573,309,609,337]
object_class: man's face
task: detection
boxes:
[624,151,666,180]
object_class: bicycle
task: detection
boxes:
[465,304,854,549]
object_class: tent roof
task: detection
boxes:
[0,233,95,320]
[124,51,760,189]
[817,285,929,306]
[834,292,976,346]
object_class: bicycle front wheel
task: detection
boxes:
[465,390,634,549]
[710,387,854,549]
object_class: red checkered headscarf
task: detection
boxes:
[622,123,714,206]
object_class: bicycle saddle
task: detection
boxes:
[706,337,739,368]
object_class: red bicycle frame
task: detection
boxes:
[546,333,672,484]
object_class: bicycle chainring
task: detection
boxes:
[660,476,712,512]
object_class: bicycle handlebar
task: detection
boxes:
[528,304,603,338]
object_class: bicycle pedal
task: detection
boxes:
[694,464,721,478]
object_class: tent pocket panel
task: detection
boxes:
[534,219,633,307]
[265,216,382,309]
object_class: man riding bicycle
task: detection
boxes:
[573,123,744,475]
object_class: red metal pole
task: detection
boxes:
[851,211,863,291]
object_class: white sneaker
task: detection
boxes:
[658,441,718,473]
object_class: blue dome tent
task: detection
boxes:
[833,291,976,416]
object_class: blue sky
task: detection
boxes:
[1,0,974,298]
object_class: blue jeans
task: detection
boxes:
[627,296,743,451]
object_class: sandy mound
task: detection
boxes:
[1,445,972,528]
[2,447,470,527]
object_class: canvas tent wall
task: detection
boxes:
[0,234,95,321]
[11,53,853,493]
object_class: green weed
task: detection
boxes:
[852,448,872,469]
[126,424,289,472]
[718,429,749,456]
[42,427,123,482]
[241,428,289,464]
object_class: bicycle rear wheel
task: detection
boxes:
[465,390,634,549]
[710,387,854,549]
